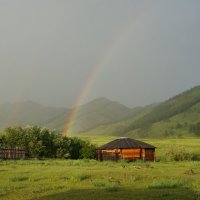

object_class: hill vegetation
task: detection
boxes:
[83,86,200,138]
[1,86,200,138]
[46,98,137,133]
[76,97,134,131]
[0,101,69,129]
[0,98,137,133]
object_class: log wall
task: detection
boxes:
[96,148,155,161]
[121,149,141,160]
[143,149,155,161]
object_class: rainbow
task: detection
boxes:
[63,2,156,135]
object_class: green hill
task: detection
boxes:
[81,103,158,136]
[83,86,200,138]
[72,97,137,132]
[0,101,68,129]
[45,97,137,133]
[1,86,200,137]
[0,98,137,133]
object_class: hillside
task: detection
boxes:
[81,103,158,136]
[0,98,137,133]
[45,97,137,133]
[0,101,68,129]
[83,86,200,138]
[1,86,200,137]
[72,98,136,132]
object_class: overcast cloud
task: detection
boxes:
[0,0,200,108]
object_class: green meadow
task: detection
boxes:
[80,135,200,161]
[1,137,200,200]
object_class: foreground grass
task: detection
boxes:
[1,137,200,200]
[0,159,200,200]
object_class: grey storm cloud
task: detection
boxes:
[0,0,200,108]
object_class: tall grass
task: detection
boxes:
[70,174,90,182]
[148,180,183,189]
[93,180,106,187]
[105,183,120,192]
[9,176,29,182]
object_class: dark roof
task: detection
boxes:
[96,137,155,150]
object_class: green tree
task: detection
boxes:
[79,140,96,159]
[0,125,96,159]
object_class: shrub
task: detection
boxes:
[79,140,96,159]
[191,154,200,161]
[165,146,192,161]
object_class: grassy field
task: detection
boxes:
[1,137,200,200]
[79,135,200,160]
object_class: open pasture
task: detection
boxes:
[0,138,200,200]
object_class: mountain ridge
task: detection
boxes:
[0,97,137,132]
[83,86,200,137]
[1,85,200,138]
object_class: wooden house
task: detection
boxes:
[96,137,155,161]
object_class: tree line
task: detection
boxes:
[0,126,96,159]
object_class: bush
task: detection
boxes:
[191,154,200,161]
[79,140,96,159]
[165,146,192,161]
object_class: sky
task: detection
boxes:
[0,0,200,108]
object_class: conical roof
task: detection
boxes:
[97,137,155,150]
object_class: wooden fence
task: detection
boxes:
[0,148,26,159]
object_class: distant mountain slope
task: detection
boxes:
[135,99,200,138]
[45,97,137,133]
[1,85,200,137]
[0,98,138,133]
[0,101,68,129]
[83,86,200,137]
[73,98,139,132]
[82,103,158,136]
